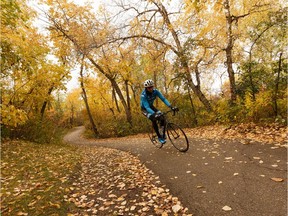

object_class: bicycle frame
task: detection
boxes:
[149,109,189,152]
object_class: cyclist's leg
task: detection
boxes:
[150,106,164,139]
[156,114,166,139]
[151,119,161,138]
[150,106,166,138]
[142,107,162,138]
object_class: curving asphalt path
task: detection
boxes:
[64,126,287,216]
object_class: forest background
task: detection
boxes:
[1,0,287,143]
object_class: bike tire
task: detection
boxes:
[148,125,163,149]
[167,123,189,152]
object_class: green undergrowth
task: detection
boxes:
[1,140,82,215]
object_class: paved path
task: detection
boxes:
[64,126,287,216]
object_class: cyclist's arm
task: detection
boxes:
[155,89,171,107]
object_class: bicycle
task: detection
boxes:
[148,109,189,152]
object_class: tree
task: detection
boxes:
[116,0,213,111]
[44,0,136,126]
[1,0,70,127]
[238,6,287,118]
[184,0,277,103]
[79,57,99,137]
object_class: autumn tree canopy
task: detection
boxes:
[1,0,287,139]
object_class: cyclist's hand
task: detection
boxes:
[154,111,163,119]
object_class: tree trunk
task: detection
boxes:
[153,71,159,107]
[157,1,212,111]
[248,54,256,101]
[112,87,121,113]
[40,86,54,119]
[40,72,69,119]
[87,56,133,126]
[99,95,116,120]
[110,78,133,126]
[125,80,131,114]
[182,59,212,111]
[79,60,99,137]
[224,0,237,103]
[70,103,74,127]
[187,85,198,126]
[247,25,272,102]
[273,52,282,117]
[131,85,139,106]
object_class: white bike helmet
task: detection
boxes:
[144,79,154,88]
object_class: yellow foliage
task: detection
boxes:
[0,104,28,127]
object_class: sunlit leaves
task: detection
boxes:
[1,140,81,215]
[0,104,28,127]
[1,0,71,130]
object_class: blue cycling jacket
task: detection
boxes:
[140,89,171,114]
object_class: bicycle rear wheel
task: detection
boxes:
[148,125,163,149]
[167,123,189,152]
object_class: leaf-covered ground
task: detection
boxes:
[1,141,81,215]
[1,123,286,215]
[186,123,287,147]
[1,140,191,215]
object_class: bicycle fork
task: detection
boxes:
[169,126,180,139]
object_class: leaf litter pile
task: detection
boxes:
[186,123,287,147]
[1,140,191,215]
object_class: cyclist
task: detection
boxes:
[141,79,176,144]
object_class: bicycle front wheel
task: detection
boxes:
[167,123,189,152]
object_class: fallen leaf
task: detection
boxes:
[222,205,232,211]
[49,201,60,209]
[28,200,37,207]
[151,189,157,195]
[117,197,125,201]
[16,212,28,216]
[271,178,284,182]
[142,206,149,212]
[172,204,182,213]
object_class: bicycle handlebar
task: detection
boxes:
[156,108,179,118]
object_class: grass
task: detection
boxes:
[1,140,82,215]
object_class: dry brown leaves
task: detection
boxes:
[186,123,287,147]
[66,146,192,216]
[1,140,81,215]
[1,140,193,215]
